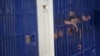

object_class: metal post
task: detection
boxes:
[36,0,55,56]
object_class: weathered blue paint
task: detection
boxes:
[0,0,39,56]
[53,0,100,56]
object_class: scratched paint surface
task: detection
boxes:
[53,0,100,56]
[0,0,39,56]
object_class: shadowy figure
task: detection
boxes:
[64,11,91,35]
[64,11,80,34]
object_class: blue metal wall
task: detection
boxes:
[94,10,100,56]
[0,0,39,56]
[53,0,100,56]
[94,0,100,10]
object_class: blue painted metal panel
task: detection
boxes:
[53,0,99,56]
[94,0,100,10]
[94,10,100,26]
[0,0,39,56]
[94,10,100,56]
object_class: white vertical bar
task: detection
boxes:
[36,0,55,56]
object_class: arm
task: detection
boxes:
[64,20,73,25]
[72,22,78,32]
[64,20,78,32]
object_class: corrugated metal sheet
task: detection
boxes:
[53,0,100,56]
[0,0,39,56]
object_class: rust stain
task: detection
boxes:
[59,30,63,37]
[54,32,58,39]
[67,28,73,35]
[78,44,82,50]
